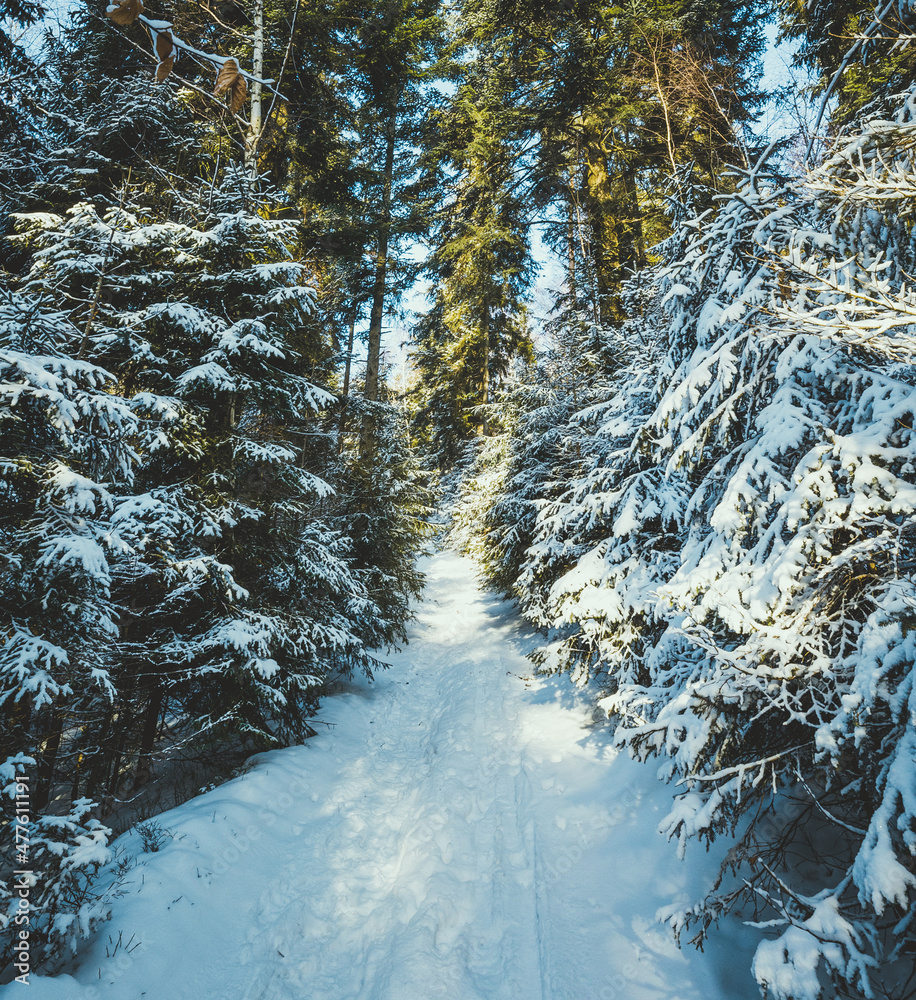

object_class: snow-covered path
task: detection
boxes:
[29,551,757,1000]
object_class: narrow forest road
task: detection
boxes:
[30,551,756,1000]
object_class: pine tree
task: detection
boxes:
[1,0,434,971]
[327,0,445,455]
[0,281,136,806]
[12,168,389,752]
[459,0,767,324]
[412,58,534,465]
[460,102,916,996]
[0,0,56,220]
[779,0,916,127]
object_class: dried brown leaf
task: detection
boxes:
[214,58,239,96]
[156,56,174,83]
[155,29,173,63]
[106,0,143,26]
[228,73,247,116]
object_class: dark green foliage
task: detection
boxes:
[461,0,769,324]
[336,400,434,647]
[0,0,43,80]
[0,0,431,968]
[779,0,916,122]
[411,58,534,465]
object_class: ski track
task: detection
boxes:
[26,551,758,1000]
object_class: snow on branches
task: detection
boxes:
[105,0,263,114]
[459,83,916,1000]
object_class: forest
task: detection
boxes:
[1,0,916,997]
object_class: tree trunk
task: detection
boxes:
[480,293,490,436]
[584,131,644,326]
[616,165,645,276]
[567,157,578,301]
[106,711,130,803]
[338,307,357,452]
[246,0,264,179]
[34,711,63,811]
[584,134,615,327]
[567,208,577,302]
[85,706,114,798]
[134,683,164,790]
[360,108,396,460]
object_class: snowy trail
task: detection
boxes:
[238,571,543,1000]
[28,551,757,1000]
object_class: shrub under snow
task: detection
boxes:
[458,87,916,1000]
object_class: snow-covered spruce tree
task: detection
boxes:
[515,119,916,996]
[336,395,433,650]
[450,315,615,598]
[0,2,210,233]
[0,283,136,799]
[449,374,564,597]
[447,239,663,597]
[1,757,114,967]
[9,170,385,791]
[0,283,133,963]
[737,98,916,999]
[525,167,796,684]
[452,265,666,619]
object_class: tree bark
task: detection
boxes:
[246,0,264,179]
[584,134,615,326]
[34,711,63,811]
[567,155,579,302]
[85,706,114,798]
[614,165,645,282]
[480,292,490,436]
[360,108,396,460]
[135,683,164,790]
[338,307,357,452]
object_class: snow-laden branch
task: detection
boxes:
[806,0,898,163]
[137,13,275,87]
[105,0,286,114]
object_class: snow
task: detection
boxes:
[0,630,71,709]
[752,896,877,1000]
[25,551,756,1000]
